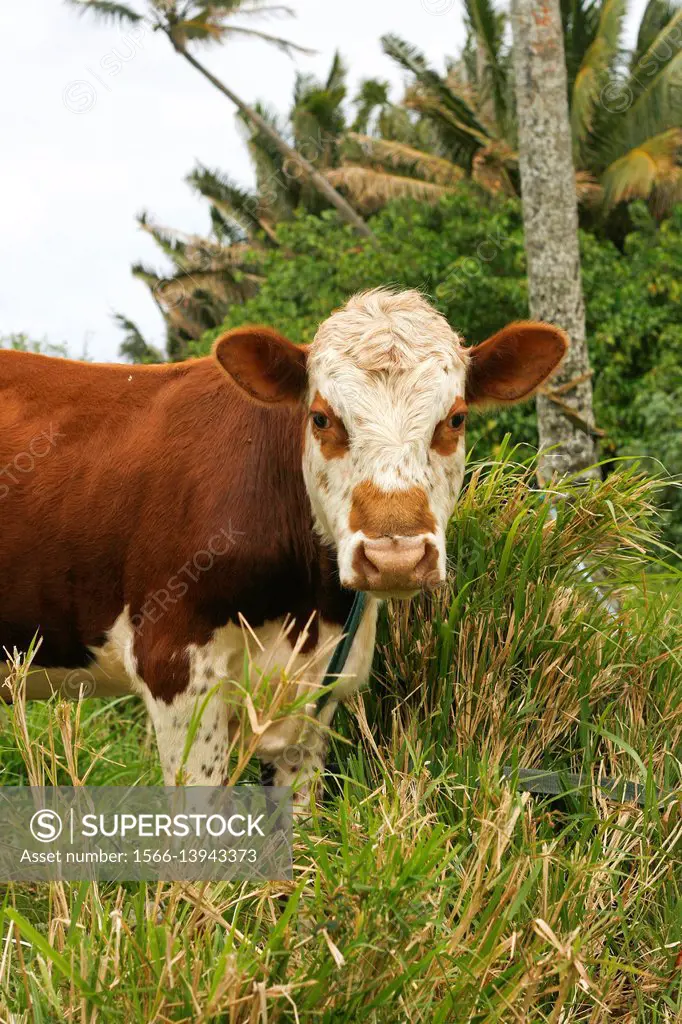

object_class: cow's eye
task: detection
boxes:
[449,413,466,429]
[312,411,331,430]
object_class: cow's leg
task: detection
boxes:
[142,683,231,785]
[267,699,339,813]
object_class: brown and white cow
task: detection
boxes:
[0,289,566,801]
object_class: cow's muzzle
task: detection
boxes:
[351,536,441,597]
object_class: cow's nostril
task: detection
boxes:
[415,541,440,582]
[354,542,379,579]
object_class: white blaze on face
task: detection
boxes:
[302,289,469,591]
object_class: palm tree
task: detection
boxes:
[511,0,598,482]
[131,212,265,360]
[188,163,281,245]
[234,54,350,219]
[65,0,374,239]
[115,314,165,363]
[332,1,681,220]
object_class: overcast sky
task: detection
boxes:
[1,1,646,361]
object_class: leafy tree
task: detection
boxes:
[0,333,69,357]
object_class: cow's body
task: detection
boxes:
[0,289,567,804]
[0,349,377,790]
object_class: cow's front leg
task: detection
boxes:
[266,699,339,814]
[142,683,231,785]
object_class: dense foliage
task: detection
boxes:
[110,0,682,354]
[194,190,682,549]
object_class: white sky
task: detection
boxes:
[1,0,647,361]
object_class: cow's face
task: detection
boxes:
[215,289,567,598]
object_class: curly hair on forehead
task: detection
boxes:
[310,288,467,373]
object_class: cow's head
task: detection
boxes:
[215,289,567,598]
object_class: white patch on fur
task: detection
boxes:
[186,599,378,787]
[302,289,469,585]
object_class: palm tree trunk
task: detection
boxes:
[510,0,598,483]
[177,46,376,242]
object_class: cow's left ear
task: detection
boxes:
[465,321,568,406]
[214,326,308,405]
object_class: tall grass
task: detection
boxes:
[1,450,680,1022]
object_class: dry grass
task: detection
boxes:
[1,451,680,1021]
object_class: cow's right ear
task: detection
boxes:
[213,326,308,405]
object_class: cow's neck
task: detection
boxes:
[204,392,353,645]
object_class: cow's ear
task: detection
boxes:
[465,321,568,406]
[214,326,308,405]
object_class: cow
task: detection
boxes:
[0,289,567,804]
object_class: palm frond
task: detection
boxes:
[291,54,347,150]
[326,165,457,215]
[351,78,391,133]
[575,169,604,205]
[627,7,682,103]
[462,0,511,134]
[561,0,603,93]
[218,23,314,54]
[209,205,246,244]
[404,89,490,169]
[344,133,464,186]
[187,164,276,239]
[167,8,312,54]
[206,1,295,15]
[64,0,143,24]
[607,49,682,162]
[114,313,164,364]
[471,140,517,195]
[137,212,190,266]
[571,0,627,152]
[382,34,489,137]
[633,0,678,64]
[325,50,347,93]
[600,127,682,209]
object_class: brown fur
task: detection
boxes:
[466,321,568,406]
[349,481,436,538]
[0,348,351,702]
[431,398,468,457]
[213,326,308,405]
[310,393,350,459]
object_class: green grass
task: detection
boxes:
[1,449,680,1022]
